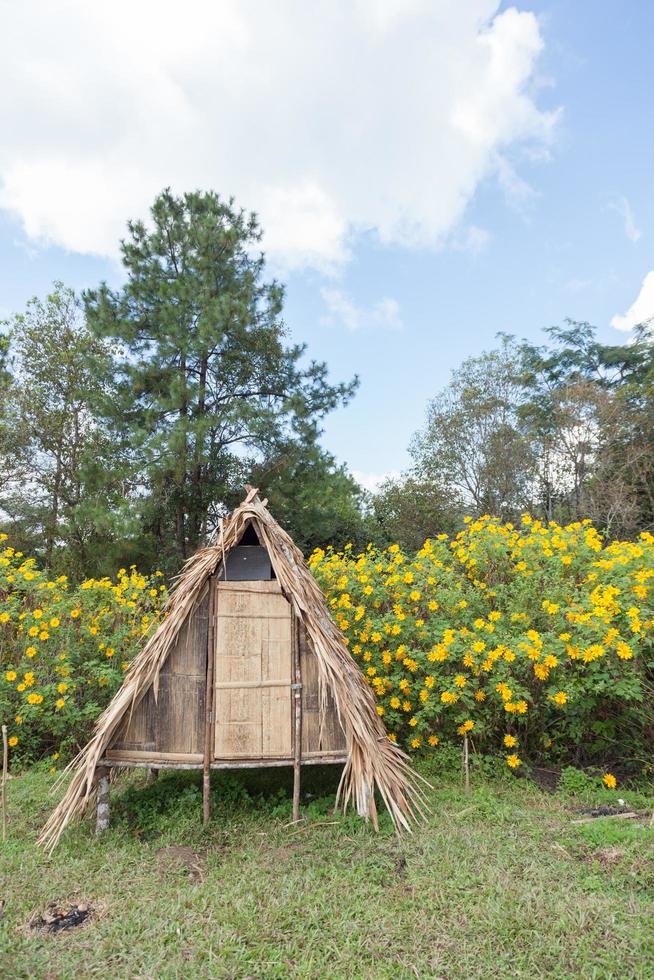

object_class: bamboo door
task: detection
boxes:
[213,580,293,759]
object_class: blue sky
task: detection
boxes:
[1,1,652,489]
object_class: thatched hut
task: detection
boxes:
[40,488,426,851]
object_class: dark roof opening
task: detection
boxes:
[237,523,260,546]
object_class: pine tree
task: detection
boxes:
[85,189,357,567]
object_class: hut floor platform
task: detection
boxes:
[101,749,347,771]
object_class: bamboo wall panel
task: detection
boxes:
[299,621,346,754]
[214,581,292,758]
[111,591,209,755]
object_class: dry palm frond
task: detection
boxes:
[39,487,428,852]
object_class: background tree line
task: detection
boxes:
[1,187,653,578]
[0,190,365,577]
[377,321,654,548]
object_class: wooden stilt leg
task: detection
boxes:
[292,615,302,823]
[95,767,110,834]
[292,738,301,823]
[463,735,470,794]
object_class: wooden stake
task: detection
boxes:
[203,576,216,825]
[463,734,470,794]
[2,724,8,842]
[95,767,110,834]
[292,614,303,823]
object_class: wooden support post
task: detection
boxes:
[292,614,303,823]
[2,724,8,842]
[95,767,110,834]
[463,735,470,794]
[203,577,216,825]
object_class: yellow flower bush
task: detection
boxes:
[0,533,167,761]
[310,515,654,773]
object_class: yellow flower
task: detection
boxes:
[603,772,617,789]
[550,691,567,706]
[33,609,43,619]
[506,754,521,768]
[25,646,37,658]
[428,735,439,746]
[50,617,60,628]
[8,736,18,747]
[390,697,401,709]
[55,698,65,710]
[454,674,466,688]
[410,737,421,749]
[503,734,517,748]
[5,670,17,682]
[0,611,9,624]
[408,716,418,727]
[474,690,486,702]
[27,692,43,704]
[457,720,474,735]
[71,608,81,618]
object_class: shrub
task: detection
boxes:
[309,515,654,777]
[0,534,167,763]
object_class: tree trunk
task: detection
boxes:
[189,351,208,550]
[177,350,188,562]
[46,446,63,568]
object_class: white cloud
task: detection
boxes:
[609,196,642,243]
[352,469,401,493]
[451,224,492,254]
[321,289,402,330]
[0,1,556,271]
[611,271,654,332]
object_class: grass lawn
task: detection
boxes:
[2,761,654,979]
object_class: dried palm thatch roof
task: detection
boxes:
[39,487,428,852]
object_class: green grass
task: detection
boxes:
[2,762,654,979]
